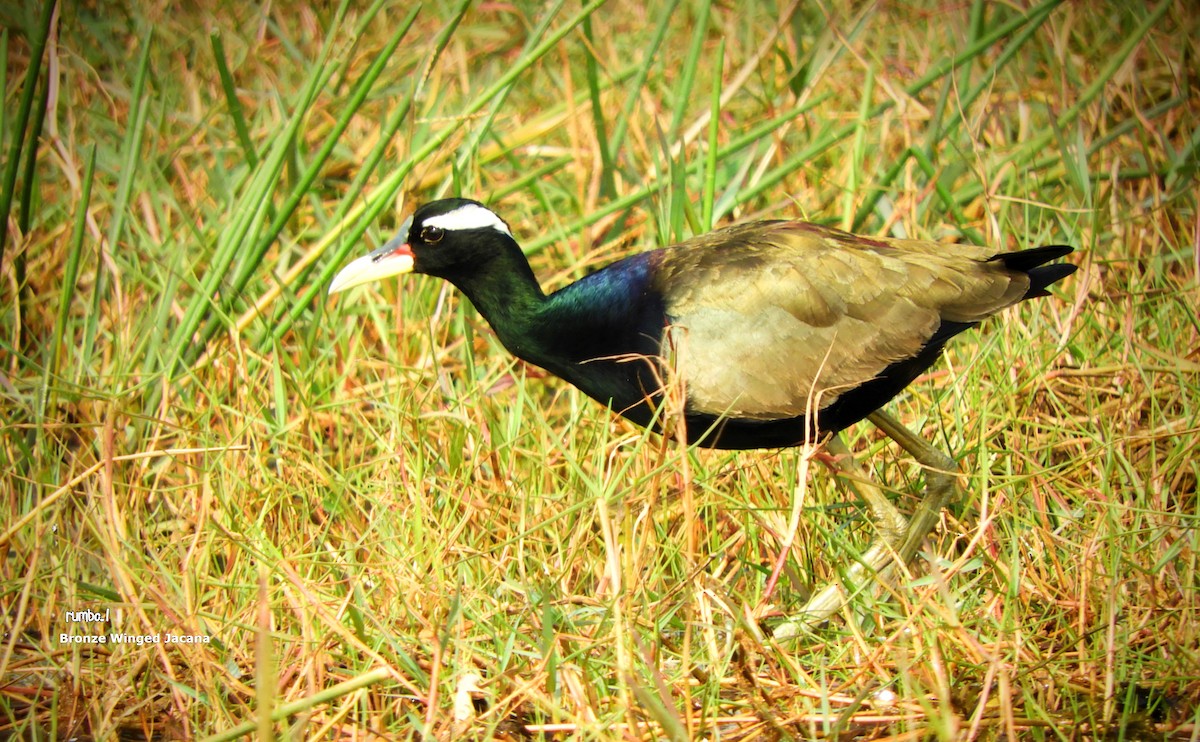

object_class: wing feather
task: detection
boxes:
[655,221,1030,419]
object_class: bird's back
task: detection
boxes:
[653,221,1048,421]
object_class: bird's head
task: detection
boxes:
[328,198,516,294]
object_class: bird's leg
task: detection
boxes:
[824,434,908,542]
[773,411,960,639]
[866,410,959,564]
[775,434,909,635]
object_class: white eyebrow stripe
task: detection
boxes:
[423,204,512,237]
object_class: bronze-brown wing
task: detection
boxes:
[655,221,1033,420]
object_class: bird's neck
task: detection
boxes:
[448,250,665,423]
[448,249,661,385]
[447,254,548,354]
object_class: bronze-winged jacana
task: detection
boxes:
[330,198,1075,633]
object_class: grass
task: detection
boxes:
[2,0,1198,738]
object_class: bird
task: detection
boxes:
[329,198,1075,451]
[329,198,1075,631]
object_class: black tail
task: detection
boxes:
[992,245,1077,298]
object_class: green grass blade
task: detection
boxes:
[16,54,48,234]
[668,0,711,139]
[210,31,258,169]
[700,39,723,231]
[82,26,153,371]
[842,65,874,230]
[0,0,55,268]
[0,30,7,161]
[582,12,616,199]
[46,144,97,391]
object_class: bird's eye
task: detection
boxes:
[421,226,444,244]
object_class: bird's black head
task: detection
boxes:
[329,198,518,294]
